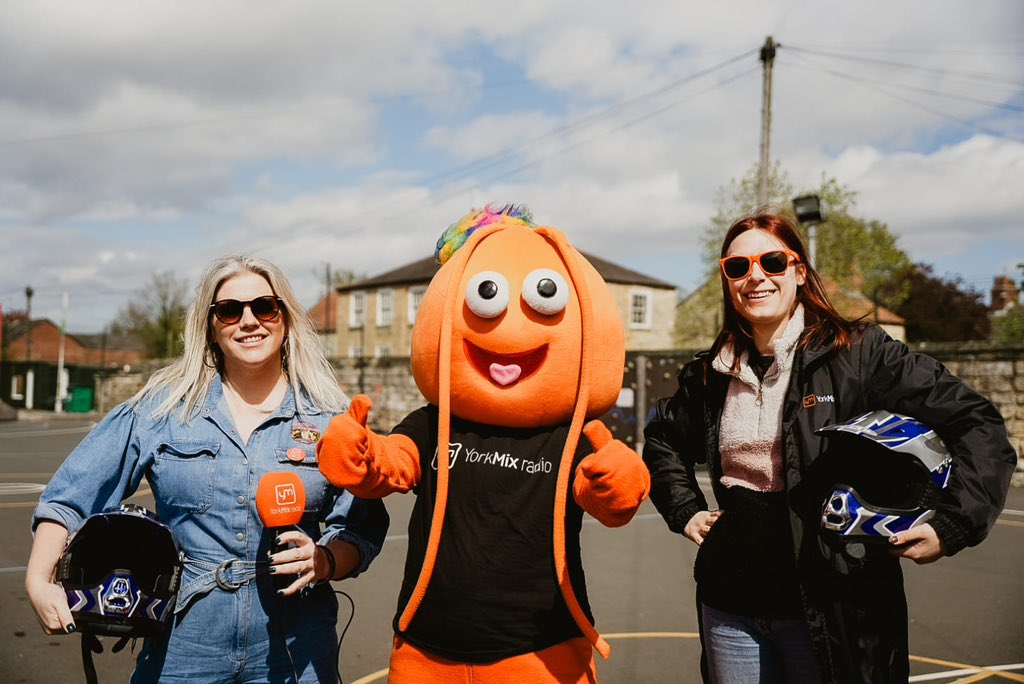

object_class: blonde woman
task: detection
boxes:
[27,255,389,683]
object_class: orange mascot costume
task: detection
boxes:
[317,205,650,683]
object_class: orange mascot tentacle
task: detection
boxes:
[396,223,505,633]
[537,226,611,660]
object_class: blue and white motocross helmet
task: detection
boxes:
[56,504,181,638]
[816,411,953,542]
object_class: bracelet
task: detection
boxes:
[317,544,337,582]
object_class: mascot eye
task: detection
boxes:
[522,269,569,315]
[465,271,510,319]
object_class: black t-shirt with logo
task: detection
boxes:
[390,405,593,662]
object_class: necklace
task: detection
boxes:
[224,382,281,414]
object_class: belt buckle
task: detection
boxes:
[214,559,243,591]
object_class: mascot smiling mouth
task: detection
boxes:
[464,340,549,387]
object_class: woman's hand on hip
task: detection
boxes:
[683,510,722,546]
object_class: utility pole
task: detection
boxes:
[55,292,68,413]
[324,263,332,335]
[757,35,777,208]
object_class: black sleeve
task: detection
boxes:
[642,361,710,536]
[859,327,1018,554]
[389,404,438,484]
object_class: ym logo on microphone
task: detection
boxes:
[275,483,297,506]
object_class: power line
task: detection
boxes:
[786,44,1024,87]
[238,62,759,260]
[0,55,755,149]
[249,50,759,241]
[414,49,758,189]
[772,0,802,36]
[785,52,1024,113]
[467,68,759,189]
[791,40,1024,58]
[785,55,1024,143]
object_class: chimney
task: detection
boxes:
[990,275,1020,312]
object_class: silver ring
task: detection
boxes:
[214,559,243,591]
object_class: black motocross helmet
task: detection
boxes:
[815,410,953,543]
[57,503,182,638]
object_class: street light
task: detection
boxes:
[792,194,824,267]
[24,286,33,362]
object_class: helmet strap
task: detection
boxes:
[81,632,103,684]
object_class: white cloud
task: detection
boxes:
[1,0,1022,331]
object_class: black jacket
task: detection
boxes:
[643,325,1017,683]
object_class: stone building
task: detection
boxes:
[313,253,679,360]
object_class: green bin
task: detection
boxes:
[66,387,94,413]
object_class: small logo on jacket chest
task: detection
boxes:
[803,394,835,408]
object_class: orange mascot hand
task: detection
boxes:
[316,394,421,499]
[573,420,651,528]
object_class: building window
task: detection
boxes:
[375,345,391,359]
[349,292,365,328]
[349,346,364,359]
[10,374,25,400]
[630,290,652,329]
[376,289,393,326]
[408,286,426,325]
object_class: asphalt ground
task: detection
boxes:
[1,416,1022,683]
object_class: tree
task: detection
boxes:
[332,268,365,287]
[991,306,1024,344]
[1,308,29,361]
[699,161,794,281]
[878,264,990,342]
[812,178,913,311]
[110,271,190,358]
[699,164,914,293]
[678,162,792,348]
[677,163,914,347]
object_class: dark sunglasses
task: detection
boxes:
[720,249,800,281]
[209,296,284,324]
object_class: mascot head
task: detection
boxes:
[411,205,625,428]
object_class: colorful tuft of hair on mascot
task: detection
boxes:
[317,204,650,682]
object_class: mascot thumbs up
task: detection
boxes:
[318,205,649,683]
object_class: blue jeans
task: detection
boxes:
[701,604,821,684]
[131,583,340,683]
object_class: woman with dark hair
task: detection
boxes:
[643,213,1016,682]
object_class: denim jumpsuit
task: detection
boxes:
[33,377,390,683]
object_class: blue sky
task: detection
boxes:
[1,0,1022,333]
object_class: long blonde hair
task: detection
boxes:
[131,255,347,420]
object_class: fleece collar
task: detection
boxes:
[712,305,805,389]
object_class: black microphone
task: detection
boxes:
[256,472,306,590]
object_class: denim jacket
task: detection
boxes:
[34,376,389,614]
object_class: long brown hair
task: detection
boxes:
[713,213,856,360]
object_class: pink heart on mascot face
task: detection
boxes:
[489,363,522,386]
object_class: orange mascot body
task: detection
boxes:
[318,206,650,683]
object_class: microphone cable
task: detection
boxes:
[334,590,356,684]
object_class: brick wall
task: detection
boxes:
[7,323,145,367]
